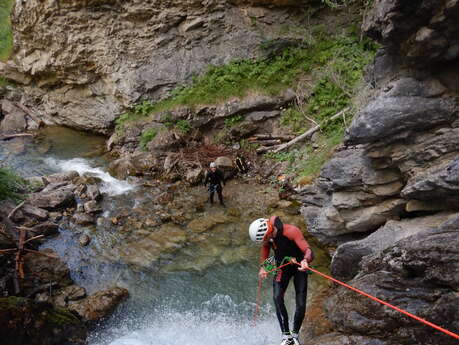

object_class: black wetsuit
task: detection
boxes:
[204,169,225,205]
[261,220,310,335]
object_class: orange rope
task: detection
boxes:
[256,260,459,340]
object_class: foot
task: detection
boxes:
[291,333,300,345]
[280,335,294,345]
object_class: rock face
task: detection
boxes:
[299,0,459,343]
[362,0,459,66]
[0,296,87,345]
[326,217,459,345]
[3,0,308,133]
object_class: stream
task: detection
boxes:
[1,127,329,345]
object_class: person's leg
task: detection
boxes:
[292,271,308,334]
[217,185,224,206]
[273,267,294,334]
[209,188,215,204]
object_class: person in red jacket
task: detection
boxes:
[249,216,313,345]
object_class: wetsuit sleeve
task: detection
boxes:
[284,225,313,262]
[259,241,271,264]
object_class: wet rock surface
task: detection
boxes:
[0,297,87,345]
[68,287,129,322]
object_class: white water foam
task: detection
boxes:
[46,158,135,196]
[90,300,279,345]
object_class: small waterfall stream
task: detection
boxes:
[2,126,327,345]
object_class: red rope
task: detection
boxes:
[261,261,459,340]
[252,276,263,326]
[303,264,459,340]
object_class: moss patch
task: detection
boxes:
[0,0,13,61]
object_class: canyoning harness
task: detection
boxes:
[252,257,459,341]
[207,183,221,194]
[260,256,312,275]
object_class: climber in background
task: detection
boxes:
[204,162,226,207]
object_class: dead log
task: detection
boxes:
[249,134,295,142]
[0,133,34,141]
[254,139,282,146]
[257,145,281,154]
[270,107,350,153]
[7,201,25,220]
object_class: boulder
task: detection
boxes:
[185,168,204,185]
[78,234,91,247]
[52,285,87,308]
[22,249,73,295]
[0,100,28,134]
[29,222,59,237]
[86,184,101,201]
[331,213,457,281]
[108,152,158,179]
[69,287,129,322]
[22,204,49,221]
[214,156,234,170]
[28,187,76,210]
[83,200,102,214]
[0,297,87,345]
[43,171,79,184]
[72,213,95,226]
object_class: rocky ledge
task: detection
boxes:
[300,0,459,344]
[0,170,129,344]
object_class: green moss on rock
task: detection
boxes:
[0,297,87,345]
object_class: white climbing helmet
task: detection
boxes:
[249,218,269,243]
[210,162,216,168]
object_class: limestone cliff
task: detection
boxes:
[1,0,311,133]
[300,0,459,344]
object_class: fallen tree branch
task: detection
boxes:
[7,201,25,220]
[23,234,45,245]
[0,133,34,141]
[270,107,350,154]
[0,248,17,253]
[249,134,295,142]
[23,249,58,259]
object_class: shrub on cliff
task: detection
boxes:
[0,167,26,201]
[0,0,13,61]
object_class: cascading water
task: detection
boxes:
[3,126,319,345]
[45,157,134,196]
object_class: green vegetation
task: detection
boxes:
[273,32,377,181]
[139,128,158,149]
[0,0,13,61]
[115,15,376,182]
[176,119,192,134]
[0,166,26,201]
[224,115,243,128]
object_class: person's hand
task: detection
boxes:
[298,259,309,272]
[258,267,268,280]
[290,257,298,265]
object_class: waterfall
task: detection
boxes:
[89,295,279,345]
[45,157,135,196]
